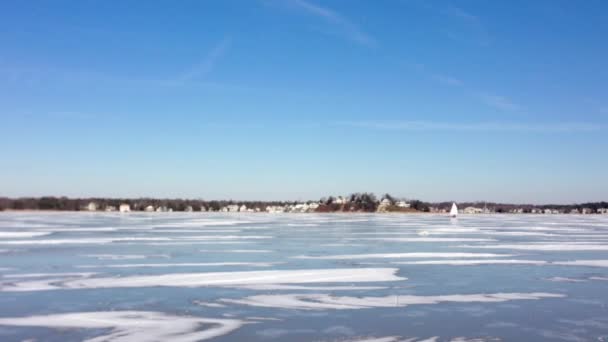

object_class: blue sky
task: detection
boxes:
[1,0,607,203]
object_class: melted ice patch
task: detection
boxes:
[221,292,564,310]
[0,311,244,342]
[1,268,404,292]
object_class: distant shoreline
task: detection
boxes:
[1,209,607,216]
[1,196,607,215]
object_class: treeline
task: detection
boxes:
[432,201,608,213]
[1,196,605,213]
[0,197,294,212]
[0,193,426,213]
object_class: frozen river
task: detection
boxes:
[0,212,607,341]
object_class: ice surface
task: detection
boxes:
[293,253,513,260]
[0,212,606,341]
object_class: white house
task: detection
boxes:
[105,206,116,212]
[119,204,131,212]
[87,202,97,211]
[396,201,410,208]
[185,206,193,212]
[334,196,346,205]
[239,205,247,212]
[144,205,155,212]
[227,205,239,212]
[265,205,285,213]
[464,207,483,214]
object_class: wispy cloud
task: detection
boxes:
[477,93,521,111]
[414,66,520,112]
[444,5,480,23]
[442,5,490,46]
[431,74,464,87]
[279,0,374,46]
[173,37,231,83]
[336,121,604,133]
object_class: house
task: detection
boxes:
[105,205,116,212]
[87,202,97,211]
[119,204,131,212]
[570,208,580,214]
[200,206,207,212]
[396,201,410,208]
[334,196,346,205]
[265,205,285,213]
[227,205,239,212]
[598,208,608,214]
[239,205,247,212]
[544,209,553,214]
[185,206,193,212]
[581,208,592,214]
[144,205,155,212]
[291,203,310,213]
[464,207,483,214]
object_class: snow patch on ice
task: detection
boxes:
[553,260,608,267]
[221,292,564,310]
[0,311,244,342]
[1,268,404,292]
[0,231,51,238]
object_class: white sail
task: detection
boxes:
[450,203,458,217]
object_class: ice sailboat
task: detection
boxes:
[450,203,458,218]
